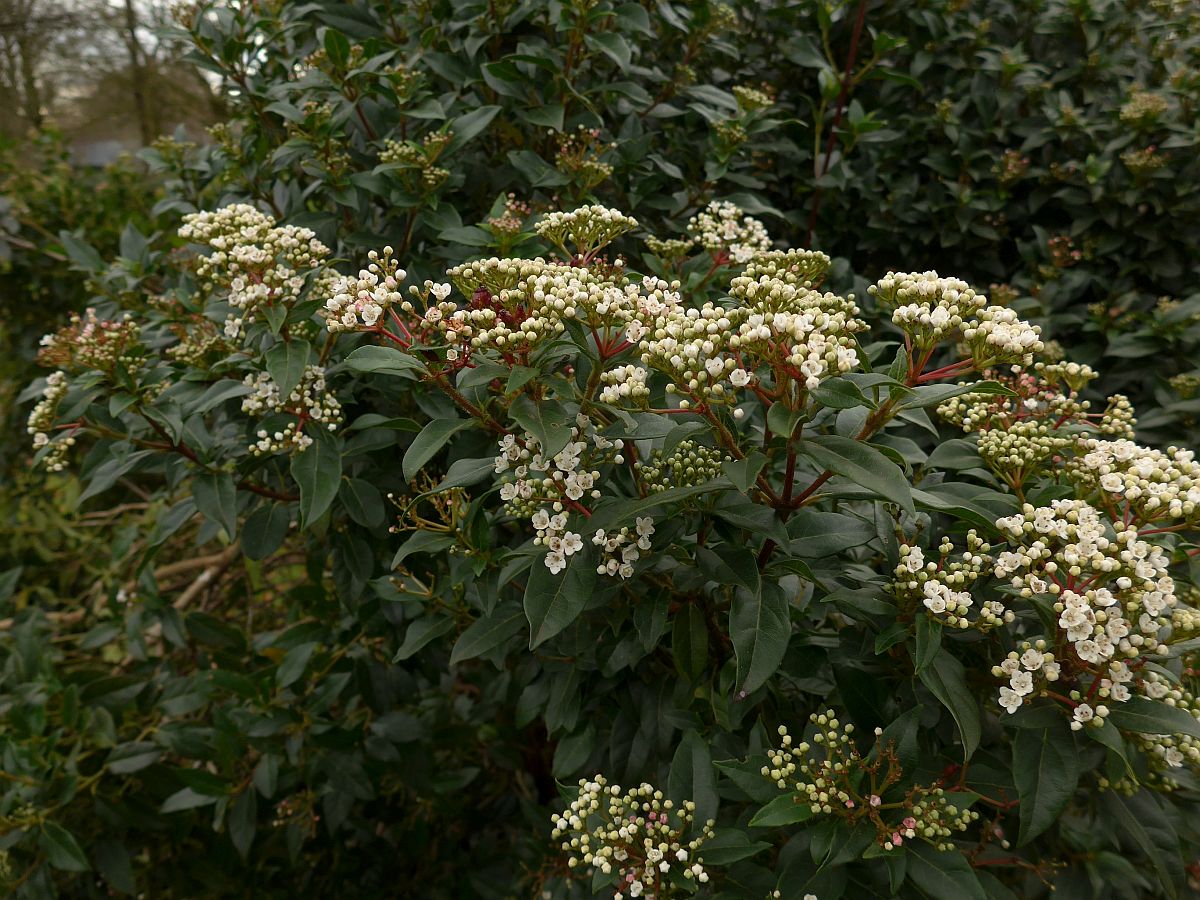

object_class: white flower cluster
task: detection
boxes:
[179,204,332,338]
[324,247,407,333]
[1068,438,1200,523]
[241,364,343,454]
[599,364,650,404]
[992,500,1180,716]
[27,371,71,471]
[992,640,1063,715]
[892,534,1010,630]
[535,205,639,260]
[869,271,1042,366]
[493,414,624,572]
[550,775,713,899]
[687,200,772,263]
[592,518,655,579]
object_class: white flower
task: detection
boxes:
[1009,671,1034,696]
[545,551,567,574]
[999,686,1023,714]
[729,367,751,387]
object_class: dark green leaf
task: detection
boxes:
[1013,721,1080,845]
[524,552,598,648]
[290,430,342,527]
[798,435,914,513]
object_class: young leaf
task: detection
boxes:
[1107,696,1200,739]
[193,470,238,539]
[509,395,573,460]
[913,614,942,675]
[905,842,985,900]
[668,730,718,826]
[450,605,526,665]
[342,345,424,378]
[748,794,814,827]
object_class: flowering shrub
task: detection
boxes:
[6,0,1200,897]
[10,194,1200,899]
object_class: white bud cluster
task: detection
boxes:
[869,272,985,345]
[637,268,863,402]
[324,247,406,333]
[764,713,977,851]
[550,774,713,897]
[242,364,343,454]
[27,371,72,471]
[960,305,1044,367]
[535,205,638,260]
[1132,673,1200,775]
[687,200,771,263]
[179,204,331,337]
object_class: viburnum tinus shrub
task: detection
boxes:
[16,197,1200,898]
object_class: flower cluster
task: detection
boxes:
[323,247,406,332]
[644,236,695,262]
[733,84,774,110]
[637,251,863,406]
[992,500,1180,718]
[599,364,651,405]
[551,775,713,899]
[869,272,986,347]
[1130,672,1200,779]
[1066,438,1200,525]
[592,519,656,580]
[535,204,638,262]
[554,126,616,191]
[636,440,729,493]
[992,640,1064,715]
[764,712,978,851]
[419,257,650,363]
[959,305,1044,367]
[891,533,1010,630]
[937,362,1135,493]
[37,309,142,374]
[379,131,452,190]
[179,204,333,338]
[166,314,234,367]
[494,415,624,572]
[27,371,72,471]
[870,272,1042,366]
[687,200,771,264]
[242,364,343,454]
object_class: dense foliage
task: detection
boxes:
[4,1,1200,898]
